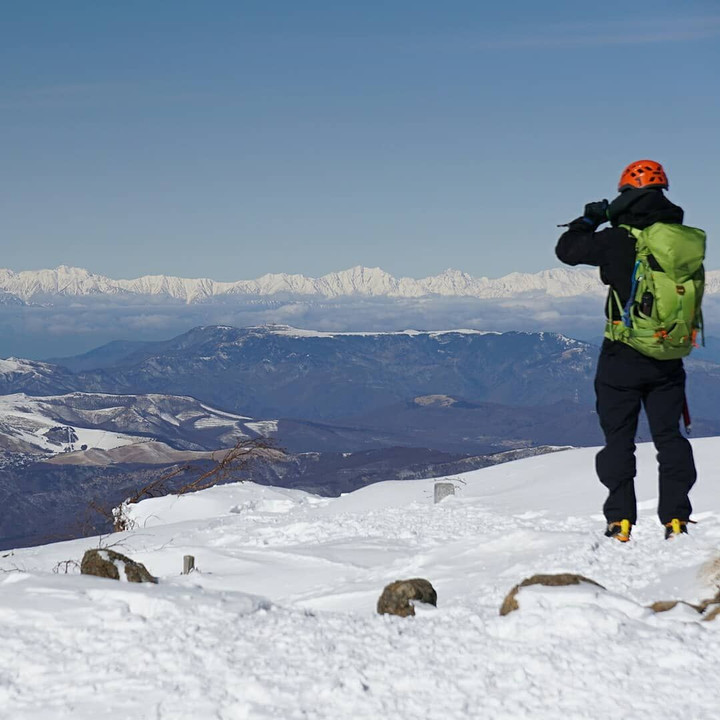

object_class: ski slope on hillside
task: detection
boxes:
[1,440,719,719]
[0,393,142,455]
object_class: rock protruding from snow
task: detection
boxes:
[648,600,703,614]
[499,573,605,616]
[80,548,158,584]
[647,580,720,618]
[377,578,437,617]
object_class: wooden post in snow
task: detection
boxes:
[183,555,195,574]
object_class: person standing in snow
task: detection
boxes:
[555,160,703,541]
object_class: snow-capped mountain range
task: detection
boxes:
[0,264,670,303]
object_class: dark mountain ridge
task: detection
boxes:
[40,326,596,419]
[33,325,720,424]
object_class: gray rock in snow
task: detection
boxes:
[81,548,157,584]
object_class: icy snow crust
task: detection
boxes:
[2,440,720,718]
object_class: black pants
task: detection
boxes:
[594,340,696,525]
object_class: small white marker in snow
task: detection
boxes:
[434,482,455,504]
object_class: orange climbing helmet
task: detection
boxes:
[618,159,669,192]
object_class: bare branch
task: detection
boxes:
[97,436,285,534]
[52,559,80,574]
[176,436,279,495]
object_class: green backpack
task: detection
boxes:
[605,222,706,360]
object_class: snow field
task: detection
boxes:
[1,439,720,718]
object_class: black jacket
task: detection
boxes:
[555,188,684,320]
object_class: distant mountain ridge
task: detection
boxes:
[33,325,598,417]
[6,324,720,426]
[0,265,623,303]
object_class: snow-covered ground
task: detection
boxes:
[1,439,719,719]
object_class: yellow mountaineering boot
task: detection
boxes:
[605,519,632,542]
[664,518,688,540]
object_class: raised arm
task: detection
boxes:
[556,200,609,267]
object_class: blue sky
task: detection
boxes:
[1,0,718,280]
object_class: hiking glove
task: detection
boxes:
[582,200,609,228]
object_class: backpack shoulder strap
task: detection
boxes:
[615,226,645,327]
[620,224,647,251]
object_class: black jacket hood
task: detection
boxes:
[607,188,684,229]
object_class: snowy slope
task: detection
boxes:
[0,357,77,396]
[1,439,719,718]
